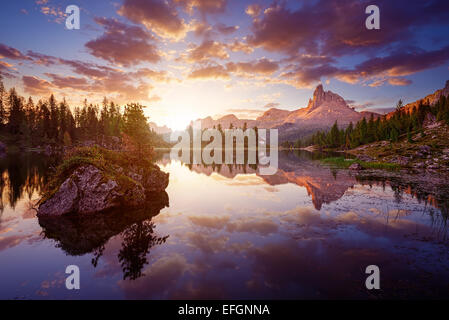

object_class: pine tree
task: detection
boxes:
[122,103,152,157]
[48,94,58,140]
[8,88,25,135]
[329,121,339,148]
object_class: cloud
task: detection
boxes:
[118,0,188,40]
[44,73,91,90]
[185,40,229,63]
[227,40,254,54]
[280,46,449,88]
[0,43,29,60]
[0,60,16,78]
[280,64,340,88]
[85,17,161,66]
[245,4,262,17]
[37,0,66,24]
[349,46,449,79]
[388,77,412,86]
[226,58,279,76]
[16,46,165,103]
[22,75,54,95]
[175,0,228,15]
[188,64,230,80]
[215,23,238,35]
[187,58,279,80]
[247,0,449,57]
[191,20,213,37]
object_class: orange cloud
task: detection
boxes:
[185,40,229,63]
[227,40,254,54]
[22,75,54,95]
[175,0,227,15]
[245,4,262,17]
[226,58,279,76]
[118,0,188,40]
[188,64,230,80]
[0,43,29,60]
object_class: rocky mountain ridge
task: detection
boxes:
[195,84,380,141]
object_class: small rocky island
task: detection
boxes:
[38,146,169,216]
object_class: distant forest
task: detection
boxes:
[283,96,449,149]
[0,78,167,148]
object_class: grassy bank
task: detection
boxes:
[321,156,400,170]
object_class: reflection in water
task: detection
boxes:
[38,192,169,280]
[119,221,168,280]
[0,153,60,215]
[1,150,449,299]
[163,149,449,216]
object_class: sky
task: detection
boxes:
[0,0,449,130]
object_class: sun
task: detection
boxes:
[166,113,195,131]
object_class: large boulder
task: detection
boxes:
[38,164,146,216]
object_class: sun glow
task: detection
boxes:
[165,113,196,131]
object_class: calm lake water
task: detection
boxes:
[1,151,449,299]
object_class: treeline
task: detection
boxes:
[0,79,165,147]
[282,95,449,149]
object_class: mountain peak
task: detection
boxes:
[314,84,324,96]
[219,114,238,121]
[306,84,347,112]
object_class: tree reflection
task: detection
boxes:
[0,153,59,214]
[39,191,169,280]
[119,221,168,280]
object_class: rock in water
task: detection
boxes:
[38,164,148,216]
[37,146,170,217]
[349,163,363,170]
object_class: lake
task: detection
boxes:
[0,150,448,299]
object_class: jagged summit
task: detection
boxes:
[305,84,348,113]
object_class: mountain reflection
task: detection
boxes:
[158,150,448,215]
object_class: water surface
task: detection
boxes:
[0,151,448,299]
